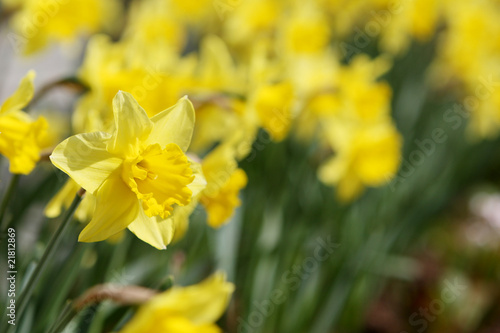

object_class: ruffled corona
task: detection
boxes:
[122,143,194,218]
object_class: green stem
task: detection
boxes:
[47,301,78,333]
[0,174,20,231]
[8,191,84,329]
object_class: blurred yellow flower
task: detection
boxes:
[253,81,294,141]
[431,0,500,138]
[319,55,393,126]
[0,71,48,175]
[77,35,193,123]
[9,0,122,54]
[319,122,402,201]
[295,54,393,142]
[119,272,234,333]
[170,0,213,22]
[379,0,441,55]
[224,0,279,44]
[200,144,248,228]
[282,6,331,55]
[50,92,205,249]
[124,0,186,53]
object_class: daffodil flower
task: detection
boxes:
[319,122,402,201]
[200,143,247,228]
[0,70,48,175]
[119,272,234,333]
[253,81,294,141]
[50,91,206,249]
[9,0,122,55]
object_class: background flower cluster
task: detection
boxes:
[1,0,500,332]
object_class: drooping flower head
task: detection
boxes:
[119,272,234,333]
[0,70,48,175]
[50,91,205,249]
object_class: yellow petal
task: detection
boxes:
[201,144,238,190]
[79,177,139,243]
[0,112,47,174]
[45,179,81,218]
[352,125,402,185]
[318,155,348,185]
[120,314,220,333]
[201,169,247,228]
[0,70,35,114]
[337,173,364,202]
[147,96,195,152]
[148,272,235,325]
[187,160,207,197]
[171,198,199,242]
[118,273,232,333]
[45,179,96,222]
[127,208,167,250]
[254,81,294,141]
[157,218,175,246]
[108,91,153,157]
[50,132,123,195]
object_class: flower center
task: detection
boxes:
[122,143,194,218]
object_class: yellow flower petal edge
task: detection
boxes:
[146,96,196,152]
[127,208,167,250]
[0,70,48,174]
[50,131,123,195]
[78,176,139,243]
[119,272,234,333]
[201,168,248,228]
[108,91,153,156]
[0,70,35,114]
[199,142,247,227]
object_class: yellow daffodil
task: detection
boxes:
[120,272,234,333]
[200,144,248,228]
[50,92,206,249]
[194,35,246,95]
[253,81,295,142]
[0,71,48,175]
[189,102,244,154]
[9,0,122,55]
[319,122,402,201]
[347,57,392,120]
[304,55,393,128]
[223,0,280,45]
[187,36,255,153]
[321,0,374,37]
[124,0,186,53]
[77,35,194,125]
[282,5,331,55]
[377,0,441,55]
[431,1,500,138]
[170,0,213,23]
